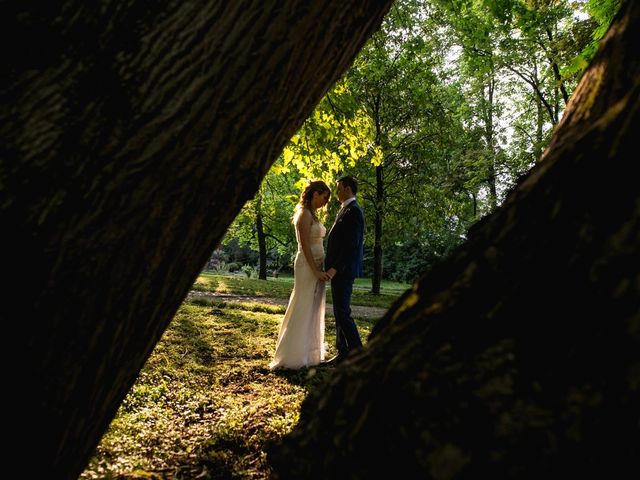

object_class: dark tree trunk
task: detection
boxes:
[545,27,570,107]
[1,1,393,478]
[372,164,384,295]
[483,78,498,210]
[535,75,544,161]
[256,194,268,280]
[271,2,640,478]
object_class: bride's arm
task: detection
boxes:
[296,210,327,281]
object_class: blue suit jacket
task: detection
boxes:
[325,200,364,278]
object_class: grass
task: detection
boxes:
[81,275,401,479]
[193,272,410,309]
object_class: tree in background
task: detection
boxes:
[430,0,614,207]
[223,164,299,279]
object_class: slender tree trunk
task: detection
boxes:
[535,88,545,160]
[1,1,393,477]
[486,154,498,209]
[370,95,384,295]
[482,79,498,210]
[545,27,570,106]
[471,191,478,218]
[271,2,640,478]
[372,164,384,295]
[255,194,268,280]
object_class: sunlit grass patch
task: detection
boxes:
[193,272,294,298]
[82,299,337,479]
[187,297,287,315]
[194,272,408,309]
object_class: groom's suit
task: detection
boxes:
[325,198,364,358]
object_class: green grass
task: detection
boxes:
[194,272,410,309]
[81,291,382,479]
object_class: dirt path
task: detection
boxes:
[187,291,388,320]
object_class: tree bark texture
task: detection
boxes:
[271,2,639,478]
[0,1,393,478]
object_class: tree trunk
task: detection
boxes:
[270,2,640,478]
[1,1,393,478]
[481,77,498,210]
[535,69,544,161]
[545,27,570,107]
[256,194,268,280]
[372,164,384,295]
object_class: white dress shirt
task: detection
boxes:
[341,197,356,209]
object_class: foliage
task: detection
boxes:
[241,264,257,278]
[580,0,622,66]
[431,0,608,200]
[218,0,610,288]
[279,80,383,181]
[382,231,463,284]
[223,173,297,271]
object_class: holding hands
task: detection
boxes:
[315,270,330,282]
[315,267,336,282]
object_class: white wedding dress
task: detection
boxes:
[269,220,327,369]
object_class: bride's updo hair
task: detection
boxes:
[293,180,330,223]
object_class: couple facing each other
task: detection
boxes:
[269,176,364,370]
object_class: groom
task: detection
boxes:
[324,176,365,364]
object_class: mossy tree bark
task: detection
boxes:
[1,1,393,478]
[271,2,639,478]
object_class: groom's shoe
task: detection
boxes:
[323,354,346,366]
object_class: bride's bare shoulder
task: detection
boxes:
[294,207,313,226]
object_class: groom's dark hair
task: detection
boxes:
[338,175,358,194]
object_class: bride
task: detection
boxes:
[269,180,331,370]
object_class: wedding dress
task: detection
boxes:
[269,220,327,369]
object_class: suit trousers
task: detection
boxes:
[330,275,362,356]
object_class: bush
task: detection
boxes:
[227,262,241,272]
[381,242,442,284]
[241,264,257,278]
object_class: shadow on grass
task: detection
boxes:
[192,365,337,479]
[83,297,375,479]
[270,364,335,388]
